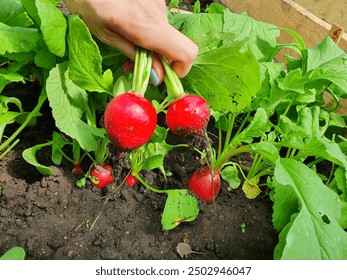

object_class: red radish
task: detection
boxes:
[188,166,220,203]
[166,94,210,136]
[89,163,114,189]
[72,164,83,176]
[125,174,138,187]
[104,92,157,151]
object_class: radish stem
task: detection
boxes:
[160,56,185,99]
[132,47,153,95]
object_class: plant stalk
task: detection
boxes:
[213,145,253,172]
[132,47,153,95]
[0,90,47,153]
[160,56,185,99]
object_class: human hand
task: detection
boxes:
[63,0,199,85]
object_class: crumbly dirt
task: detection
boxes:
[0,1,278,260]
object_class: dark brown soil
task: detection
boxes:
[0,1,278,260]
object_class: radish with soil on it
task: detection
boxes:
[125,173,138,187]
[104,47,157,152]
[160,57,210,137]
[89,162,114,189]
[80,138,114,189]
[188,165,221,203]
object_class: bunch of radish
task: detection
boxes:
[103,46,218,202]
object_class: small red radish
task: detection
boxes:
[89,163,114,189]
[188,166,220,203]
[104,92,157,151]
[72,164,83,176]
[166,94,210,136]
[125,174,138,187]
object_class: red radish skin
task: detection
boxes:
[125,174,138,187]
[104,92,157,151]
[166,94,210,136]
[72,164,83,176]
[89,163,114,189]
[188,166,220,203]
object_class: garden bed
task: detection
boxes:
[0,82,277,260]
[0,0,277,260]
[1,0,347,261]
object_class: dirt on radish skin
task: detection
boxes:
[89,163,114,189]
[188,166,221,203]
[104,92,157,151]
[166,94,210,136]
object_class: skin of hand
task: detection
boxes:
[63,0,199,85]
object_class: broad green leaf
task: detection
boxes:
[21,0,67,57]
[0,72,24,92]
[0,22,41,55]
[161,189,199,230]
[306,37,345,72]
[223,10,279,61]
[183,40,261,113]
[277,107,347,172]
[220,165,241,189]
[46,62,104,151]
[0,247,26,260]
[143,154,165,171]
[22,143,53,175]
[34,45,57,69]
[273,158,347,260]
[67,14,113,94]
[36,0,66,57]
[308,54,347,92]
[0,0,33,27]
[172,13,224,38]
[251,141,279,163]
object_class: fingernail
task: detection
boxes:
[150,68,159,87]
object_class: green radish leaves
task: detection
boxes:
[67,14,113,95]
[273,159,347,260]
[0,247,26,260]
[46,62,105,151]
[161,189,200,230]
[0,23,41,55]
[22,142,53,176]
[184,39,261,113]
[21,0,67,57]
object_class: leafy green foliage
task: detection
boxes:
[161,189,200,230]
[184,38,261,113]
[1,0,347,259]
[46,62,105,151]
[67,14,113,94]
[22,141,53,175]
[0,23,41,55]
[21,0,67,57]
[0,247,26,260]
[273,159,347,259]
